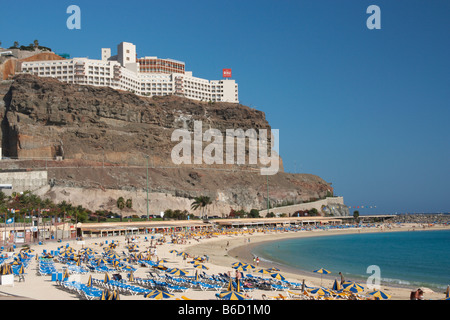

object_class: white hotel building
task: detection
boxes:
[20,42,239,103]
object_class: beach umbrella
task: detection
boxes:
[301,279,306,293]
[16,264,25,275]
[227,277,233,291]
[87,274,93,287]
[144,289,174,300]
[136,253,146,260]
[368,290,391,300]
[9,260,22,266]
[343,282,365,293]
[2,264,13,275]
[107,253,120,260]
[100,289,109,300]
[111,260,120,268]
[313,268,331,286]
[128,272,135,282]
[168,268,187,277]
[256,268,271,276]
[218,290,247,300]
[267,267,280,272]
[120,265,135,272]
[445,285,450,299]
[232,262,246,268]
[332,279,342,291]
[169,250,178,254]
[270,272,286,281]
[111,290,120,300]
[16,252,28,260]
[153,264,168,271]
[63,268,70,281]
[195,270,199,281]
[193,263,209,270]
[104,272,111,283]
[236,279,241,293]
[310,287,332,296]
[313,268,331,275]
[96,258,108,266]
[233,265,249,272]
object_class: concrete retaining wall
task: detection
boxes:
[0,170,48,194]
[259,197,346,217]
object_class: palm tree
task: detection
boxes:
[191,196,212,219]
[126,198,132,209]
[33,40,39,48]
[353,210,360,223]
[117,197,125,221]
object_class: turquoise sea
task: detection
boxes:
[251,229,450,291]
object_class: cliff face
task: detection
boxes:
[1,74,273,167]
[0,74,334,215]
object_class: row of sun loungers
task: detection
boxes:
[38,260,57,276]
[57,280,104,300]
[92,278,151,295]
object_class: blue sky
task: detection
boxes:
[1,0,449,214]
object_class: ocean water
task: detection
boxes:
[252,229,450,291]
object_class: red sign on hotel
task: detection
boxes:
[223,68,232,78]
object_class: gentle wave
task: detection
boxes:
[251,229,450,292]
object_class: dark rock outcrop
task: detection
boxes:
[0,74,335,214]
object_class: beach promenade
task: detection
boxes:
[0,220,449,301]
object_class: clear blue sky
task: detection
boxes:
[1,0,449,214]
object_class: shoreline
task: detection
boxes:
[0,222,448,300]
[186,224,450,300]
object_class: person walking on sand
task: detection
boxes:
[256,257,260,266]
[339,272,345,285]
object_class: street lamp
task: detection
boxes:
[266,175,270,216]
[145,155,149,221]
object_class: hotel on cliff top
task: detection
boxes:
[20,42,239,103]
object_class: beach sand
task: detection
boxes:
[0,223,448,301]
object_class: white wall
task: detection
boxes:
[0,171,48,194]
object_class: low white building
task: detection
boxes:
[20,42,239,103]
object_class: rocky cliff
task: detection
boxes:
[0,74,336,216]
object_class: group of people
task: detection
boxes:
[410,288,424,300]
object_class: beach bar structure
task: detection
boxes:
[212,217,343,229]
[78,220,211,238]
[77,216,343,238]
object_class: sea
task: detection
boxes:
[251,229,450,291]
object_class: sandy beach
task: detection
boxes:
[0,222,449,301]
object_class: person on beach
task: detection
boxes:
[256,257,260,266]
[417,289,424,300]
[339,272,345,284]
[410,289,424,300]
